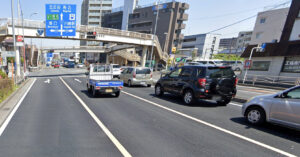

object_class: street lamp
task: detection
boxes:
[30,12,38,66]
[242,46,262,84]
[149,0,161,69]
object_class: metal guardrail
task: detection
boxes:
[239,74,300,86]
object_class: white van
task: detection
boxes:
[222,61,243,71]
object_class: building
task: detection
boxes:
[218,37,237,52]
[241,0,300,77]
[182,33,220,59]
[249,7,289,45]
[80,0,113,62]
[236,31,252,51]
[102,0,189,55]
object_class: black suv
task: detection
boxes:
[155,65,237,106]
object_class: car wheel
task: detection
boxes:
[155,85,164,96]
[87,84,92,93]
[114,91,120,97]
[92,87,97,97]
[147,84,151,87]
[183,90,195,105]
[217,98,231,106]
[128,80,132,87]
[236,67,241,71]
[245,107,266,125]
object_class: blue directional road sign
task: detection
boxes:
[46,4,76,37]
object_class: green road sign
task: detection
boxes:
[47,14,59,20]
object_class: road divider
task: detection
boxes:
[122,91,296,157]
[60,77,132,157]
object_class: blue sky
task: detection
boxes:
[0,0,291,47]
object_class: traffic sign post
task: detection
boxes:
[244,60,252,69]
[46,4,76,37]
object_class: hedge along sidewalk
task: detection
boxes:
[0,79,17,104]
[0,78,34,129]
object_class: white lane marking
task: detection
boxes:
[237,90,260,95]
[229,102,242,107]
[122,91,296,157]
[74,78,82,83]
[44,79,51,84]
[0,78,37,136]
[60,77,131,157]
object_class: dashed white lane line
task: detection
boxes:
[60,77,131,157]
[74,78,82,83]
[122,91,296,157]
[229,102,243,107]
[0,78,37,136]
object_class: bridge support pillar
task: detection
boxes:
[141,46,147,67]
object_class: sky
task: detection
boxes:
[0,0,291,47]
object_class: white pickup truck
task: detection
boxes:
[86,64,124,97]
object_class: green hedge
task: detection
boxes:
[0,79,15,103]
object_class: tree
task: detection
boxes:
[212,54,244,61]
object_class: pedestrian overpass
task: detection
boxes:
[0,18,168,65]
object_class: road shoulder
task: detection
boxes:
[0,78,35,128]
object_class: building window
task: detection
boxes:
[260,17,266,24]
[256,32,263,39]
[298,10,300,17]
[249,61,270,71]
[282,57,300,73]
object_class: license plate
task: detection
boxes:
[212,95,222,100]
[105,89,113,93]
[140,82,146,85]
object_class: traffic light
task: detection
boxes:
[87,32,97,39]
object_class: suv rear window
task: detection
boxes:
[136,68,151,74]
[207,67,234,78]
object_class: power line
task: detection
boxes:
[206,0,291,34]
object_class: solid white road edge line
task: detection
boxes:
[122,91,296,157]
[0,78,37,136]
[60,77,132,157]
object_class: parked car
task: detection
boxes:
[242,86,300,130]
[111,64,121,78]
[155,65,237,105]
[53,64,60,68]
[77,63,84,68]
[222,60,243,71]
[120,67,153,87]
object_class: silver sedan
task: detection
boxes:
[242,86,300,130]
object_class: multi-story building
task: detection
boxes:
[241,0,300,77]
[236,31,252,50]
[102,0,189,54]
[249,7,289,45]
[80,0,113,62]
[218,38,237,51]
[182,33,221,59]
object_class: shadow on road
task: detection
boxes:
[149,93,222,108]
[231,117,300,143]
[81,90,118,99]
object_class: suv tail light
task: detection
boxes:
[198,78,206,87]
[133,72,136,78]
[234,78,238,86]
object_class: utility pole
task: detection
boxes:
[11,0,21,78]
[30,12,38,66]
[149,0,160,69]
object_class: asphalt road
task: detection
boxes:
[0,68,299,157]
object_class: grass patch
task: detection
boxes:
[0,79,18,104]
